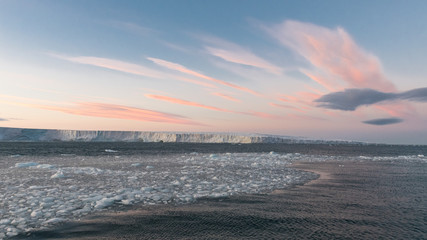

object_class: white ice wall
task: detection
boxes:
[0,127,299,143]
[0,127,361,144]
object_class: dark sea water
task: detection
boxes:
[1,141,426,157]
[2,142,426,239]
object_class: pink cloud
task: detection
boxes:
[297,91,322,101]
[51,54,224,89]
[0,94,203,125]
[206,46,282,75]
[264,21,421,122]
[374,102,417,118]
[147,57,261,96]
[146,94,284,120]
[300,70,337,91]
[303,84,326,95]
[278,95,299,103]
[52,54,164,79]
[211,92,241,102]
[266,20,396,92]
[36,102,202,125]
[277,91,320,108]
[145,94,233,112]
[201,36,282,75]
[269,103,305,112]
[175,77,218,89]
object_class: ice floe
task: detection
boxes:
[14,162,38,168]
[105,149,118,153]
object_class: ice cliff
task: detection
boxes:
[0,127,361,144]
[0,127,308,143]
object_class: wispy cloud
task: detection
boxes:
[201,36,282,75]
[373,103,416,118]
[264,20,425,124]
[147,57,261,96]
[176,77,218,89]
[210,59,286,88]
[146,94,283,120]
[300,70,336,91]
[277,91,320,109]
[53,102,200,125]
[269,103,304,112]
[211,92,240,102]
[51,53,221,89]
[315,87,427,111]
[51,54,164,79]
[0,118,8,121]
[38,102,202,126]
[265,20,396,91]
[362,118,404,125]
[145,94,232,112]
[1,94,201,125]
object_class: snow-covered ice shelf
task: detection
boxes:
[0,127,362,144]
[0,152,318,238]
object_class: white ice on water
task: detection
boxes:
[0,152,425,239]
[0,152,312,238]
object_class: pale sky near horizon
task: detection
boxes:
[1,0,427,144]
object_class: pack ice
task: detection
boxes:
[0,152,318,238]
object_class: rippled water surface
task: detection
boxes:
[1,142,426,239]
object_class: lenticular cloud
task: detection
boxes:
[362,118,404,126]
[315,87,427,111]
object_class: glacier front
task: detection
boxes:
[0,127,310,143]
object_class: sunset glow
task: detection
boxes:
[1,1,426,144]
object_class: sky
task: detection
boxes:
[1,0,427,144]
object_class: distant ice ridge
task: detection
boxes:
[0,152,318,238]
[0,127,359,144]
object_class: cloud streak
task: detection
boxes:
[1,94,203,125]
[52,54,164,79]
[145,94,233,112]
[265,20,396,91]
[175,77,218,89]
[362,118,404,126]
[146,94,283,120]
[51,54,222,89]
[147,57,261,96]
[38,102,203,125]
[201,36,282,75]
[315,87,427,111]
[0,118,8,121]
[269,103,304,112]
[211,92,240,102]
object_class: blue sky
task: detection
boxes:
[1,0,427,144]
